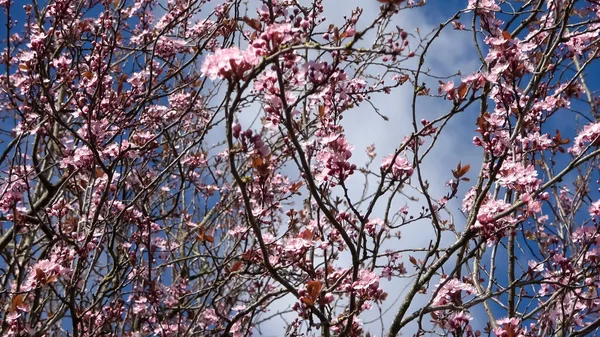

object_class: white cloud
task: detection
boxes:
[250,2,487,336]
[172,0,485,334]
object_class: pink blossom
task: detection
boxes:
[199,308,219,328]
[433,278,476,306]
[381,154,413,180]
[462,72,487,89]
[473,198,516,243]
[445,311,473,332]
[353,270,378,291]
[0,172,28,212]
[60,146,95,170]
[155,36,188,57]
[6,310,20,325]
[589,200,600,217]
[352,270,387,302]
[452,21,466,30]
[261,23,298,47]
[132,296,148,314]
[29,30,47,51]
[283,237,314,254]
[462,187,484,213]
[518,131,553,151]
[528,260,544,273]
[521,193,542,215]
[564,31,599,56]
[24,259,69,290]
[468,0,500,13]
[438,80,454,95]
[51,54,71,70]
[231,319,252,337]
[494,317,525,337]
[345,27,356,37]
[559,186,574,213]
[569,122,600,155]
[201,47,261,80]
[314,135,356,184]
[365,218,383,236]
[496,160,540,192]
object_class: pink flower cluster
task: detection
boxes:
[352,270,387,303]
[445,311,473,332]
[364,218,384,236]
[517,132,554,152]
[381,154,413,181]
[461,187,481,213]
[496,160,540,192]
[569,122,600,155]
[201,46,261,80]
[315,135,356,185]
[22,259,71,292]
[201,24,301,81]
[432,277,477,307]
[251,23,299,52]
[467,0,500,13]
[590,200,600,217]
[0,171,28,213]
[473,198,516,244]
[381,250,407,281]
[494,317,525,337]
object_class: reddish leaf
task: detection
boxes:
[241,250,253,261]
[35,268,46,281]
[198,228,214,243]
[252,155,269,171]
[306,280,322,301]
[452,162,471,178]
[290,181,303,194]
[300,229,313,240]
[301,297,314,306]
[252,156,263,168]
[231,261,243,272]
[95,168,105,178]
[10,294,24,312]
[458,164,471,177]
[457,83,468,100]
[476,116,486,133]
[243,16,262,31]
[555,130,570,145]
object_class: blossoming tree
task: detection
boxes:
[1,0,600,336]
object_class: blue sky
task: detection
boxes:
[0,0,508,335]
[2,0,600,336]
